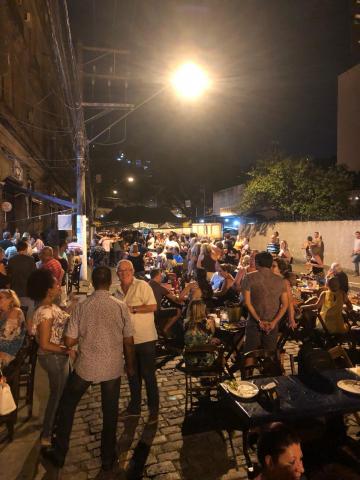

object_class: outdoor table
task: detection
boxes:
[219,368,360,474]
[215,322,246,368]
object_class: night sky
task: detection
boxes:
[68,0,352,206]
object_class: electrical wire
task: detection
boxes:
[88,86,167,145]
[0,114,72,135]
[5,208,74,224]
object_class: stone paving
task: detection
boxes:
[1,336,359,480]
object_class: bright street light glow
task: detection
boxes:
[127,177,134,183]
[113,189,118,194]
[171,62,210,99]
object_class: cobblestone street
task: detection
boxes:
[1,339,359,480]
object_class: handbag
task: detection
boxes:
[0,368,17,416]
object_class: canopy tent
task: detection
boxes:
[104,206,181,225]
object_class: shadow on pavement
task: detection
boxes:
[125,421,158,480]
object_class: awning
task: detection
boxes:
[4,179,76,209]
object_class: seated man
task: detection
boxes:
[149,269,183,337]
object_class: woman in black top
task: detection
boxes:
[128,243,145,277]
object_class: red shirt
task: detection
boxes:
[43,258,63,285]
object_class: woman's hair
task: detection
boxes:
[187,300,207,324]
[200,243,211,255]
[27,269,55,301]
[257,423,300,467]
[219,263,233,274]
[241,255,250,267]
[280,240,288,249]
[273,258,291,276]
[328,276,340,292]
[0,247,4,256]
[0,289,21,308]
[130,243,139,254]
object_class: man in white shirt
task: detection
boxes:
[115,259,159,422]
[352,231,360,276]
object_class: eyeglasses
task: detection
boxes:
[117,269,133,273]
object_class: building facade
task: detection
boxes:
[0,1,77,236]
[212,184,244,216]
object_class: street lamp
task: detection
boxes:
[113,189,118,194]
[127,176,134,183]
[171,62,210,99]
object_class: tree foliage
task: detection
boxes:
[238,155,353,220]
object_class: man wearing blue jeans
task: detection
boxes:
[115,259,159,423]
[43,266,135,472]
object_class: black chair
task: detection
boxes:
[183,344,224,412]
[0,335,38,441]
[240,349,283,380]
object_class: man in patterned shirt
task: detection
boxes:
[43,266,135,472]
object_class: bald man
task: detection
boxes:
[39,246,64,285]
[114,260,159,423]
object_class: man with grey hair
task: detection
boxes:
[115,259,159,423]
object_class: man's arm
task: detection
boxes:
[270,291,289,327]
[243,290,261,323]
[123,336,135,376]
[129,304,157,314]
[165,291,183,305]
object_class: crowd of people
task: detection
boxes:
[0,226,359,478]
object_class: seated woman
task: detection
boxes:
[184,300,216,367]
[0,248,9,289]
[0,289,26,366]
[301,277,352,334]
[325,262,349,294]
[256,422,305,480]
[307,245,324,281]
[278,240,292,264]
[212,264,238,307]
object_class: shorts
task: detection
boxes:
[244,316,279,352]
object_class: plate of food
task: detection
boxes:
[337,379,360,395]
[223,379,259,399]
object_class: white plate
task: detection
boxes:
[337,379,360,395]
[223,380,259,399]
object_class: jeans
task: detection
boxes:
[352,254,360,274]
[38,353,69,439]
[128,341,159,413]
[54,371,121,467]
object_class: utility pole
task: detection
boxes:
[76,43,88,281]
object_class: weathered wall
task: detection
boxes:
[239,221,360,271]
[213,185,244,215]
